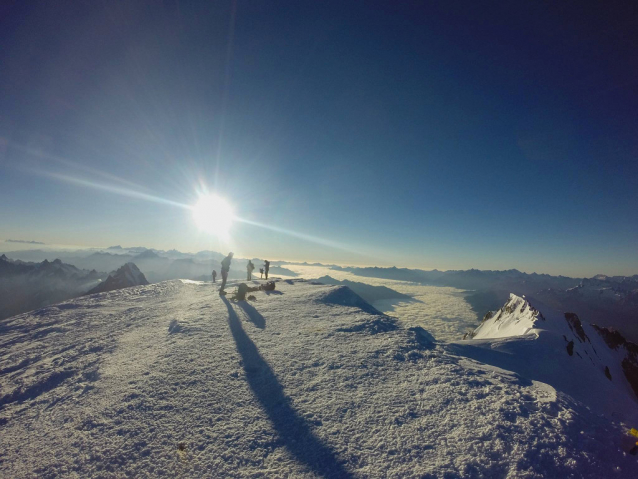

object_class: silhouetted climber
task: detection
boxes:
[212,270,217,283]
[259,268,264,279]
[219,252,233,294]
[264,260,270,280]
[247,260,255,280]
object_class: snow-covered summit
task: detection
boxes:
[468,293,546,339]
[86,262,148,295]
[460,293,638,422]
[2,280,638,477]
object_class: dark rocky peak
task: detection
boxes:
[86,262,148,295]
[593,324,638,399]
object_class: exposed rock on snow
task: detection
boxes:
[2,281,638,478]
[86,262,148,295]
[459,293,638,421]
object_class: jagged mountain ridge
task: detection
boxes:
[0,255,106,321]
[2,248,298,284]
[460,293,638,417]
[86,263,149,295]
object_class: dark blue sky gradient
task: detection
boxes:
[1,1,636,276]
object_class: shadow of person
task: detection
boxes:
[221,297,352,478]
[237,301,266,329]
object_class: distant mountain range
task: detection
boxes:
[330,265,579,291]
[534,276,638,343]
[1,247,298,284]
[329,265,638,342]
[2,247,636,342]
[0,255,106,320]
[0,247,300,320]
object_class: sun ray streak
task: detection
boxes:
[35,170,191,209]
[6,140,151,192]
[19,153,363,255]
[234,217,359,253]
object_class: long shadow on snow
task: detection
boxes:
[237,301,266,329]
[222,297,352,478]
[264,290,283,295]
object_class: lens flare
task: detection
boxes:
[192,195,234,238]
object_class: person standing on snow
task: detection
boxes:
[247,260,255,280]
[264,260,270,280]
[212,270,217,283]
[259,267,264,279]
[219,252,233,293]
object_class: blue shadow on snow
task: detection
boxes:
[222,297,352,478]
[237,301,266,329]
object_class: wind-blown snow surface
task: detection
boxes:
[1,281,637,478]
[287,264,478,341]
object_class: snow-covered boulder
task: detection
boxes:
[86,262,148,295]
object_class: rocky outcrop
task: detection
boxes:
[564,313,590,343]
[468,294,638,405]
[592,324,638,399]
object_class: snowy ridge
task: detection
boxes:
[469,293,545,339]
[315,285,383,315]
[457,293,638,423]
[2,281,638,477]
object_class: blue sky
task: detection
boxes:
[1,1,636,277]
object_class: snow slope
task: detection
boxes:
[1,281,638,478]
[457,294,638,423]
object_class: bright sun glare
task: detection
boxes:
[192,195,234,238]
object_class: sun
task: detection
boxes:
[192,194,235,238]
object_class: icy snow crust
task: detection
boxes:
[1,281,637,478]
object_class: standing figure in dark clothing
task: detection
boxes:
[212,270,217,283]
[219,252,233,293]
[247,260,255,281]
[259,268,264,279]
[264,260,270,280]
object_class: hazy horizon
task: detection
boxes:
[2,238,633,279]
